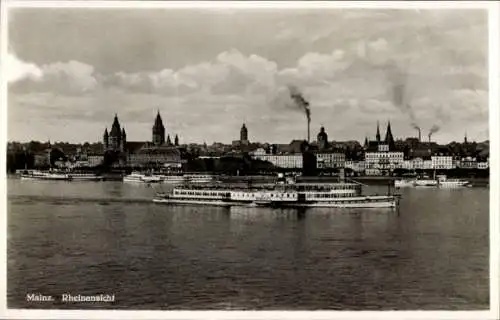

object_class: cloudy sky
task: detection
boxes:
[7,7,488,144]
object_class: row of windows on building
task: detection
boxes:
[251,152,489,171]
[251,153,346,169]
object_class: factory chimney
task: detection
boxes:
[307,118,310,143]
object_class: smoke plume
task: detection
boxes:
[413,124,421,141]
[429,124,440,135]
[287,85,311,142]
[428,124,440,141]
[288,85,311,122]
[384,61,418,123]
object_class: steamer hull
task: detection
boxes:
[153,181,399,209]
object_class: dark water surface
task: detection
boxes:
[7,179,489,310]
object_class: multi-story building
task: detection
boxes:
[88,154,104,167]
[401,160,413,170]
[423,160,433,169]
[345,160,365,173]
[316,152,345,168]
[364,145,404,170]
[411,157,424,170]
[127,146,182,168]
[431,155,454,169]
[477,161,489,169]
[459,157,478,169]
[251,149,303,169]
[363,121,403,172]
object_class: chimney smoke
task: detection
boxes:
[413,124,421,142]
[428,125,440,144]
[288,86,311,143]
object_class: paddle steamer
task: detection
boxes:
[153,175,398,209]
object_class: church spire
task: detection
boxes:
[110,114,121,136]
[385,120,395,150]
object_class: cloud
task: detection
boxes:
[5,52,43,82]
[9,55,98,94]
[7,9,488,143]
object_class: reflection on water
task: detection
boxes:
[7,179,489,310]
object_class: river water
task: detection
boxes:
[7,178,489,310]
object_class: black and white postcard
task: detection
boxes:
[1,1,499,320]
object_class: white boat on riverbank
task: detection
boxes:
[20,170,71,181]
[394,179,416,188]
[415,179,439,187]
[436,175,471,188]
[123,172,162,183]
[395,175,471,188]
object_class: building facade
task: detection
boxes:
[251,152,303,169]
[316,152,345,168]
[364,144,404,170]
[345,160,365,173]
[88,154,104,167]
[477,161,489,169]
[458,157,478,169]
[127,146,182,168]
[431,155,454,169]
[363,121,402,172]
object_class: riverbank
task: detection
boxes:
[7,173,489,187]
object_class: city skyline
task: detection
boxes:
[7,7,489,144]
[5,115,487,146]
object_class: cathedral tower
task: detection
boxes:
[240,123,248,142]
[103,128,109,151]
[109,114,122,151]
[384,121,395,150]
[317,126,328,151]
[121,128,127,152]
[152,111,166,146]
